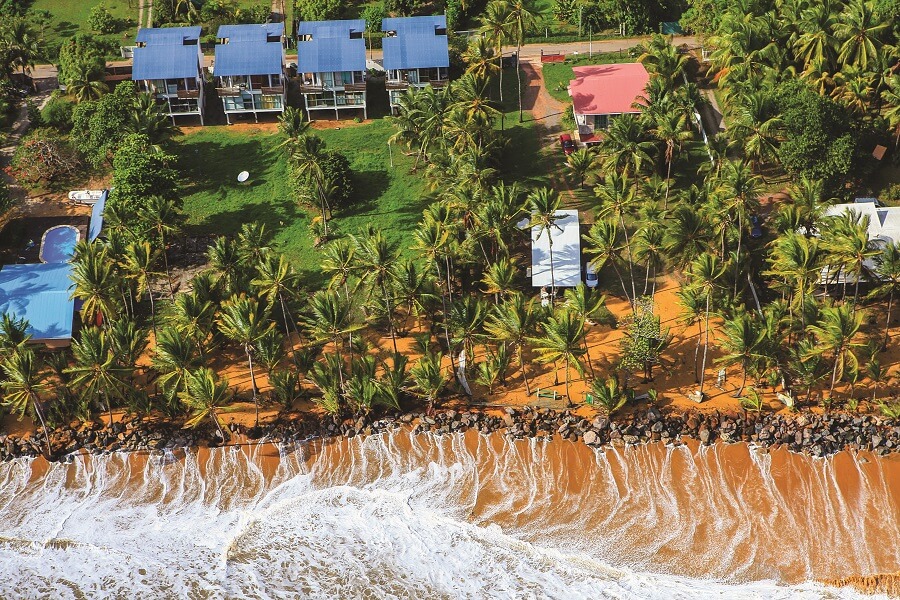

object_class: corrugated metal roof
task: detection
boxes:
[382,17,449,70]
[215,43,283,76]
[89,191,107,242]
[132,44,201,80]
[297,38,366,72]
[568,63,649,116]
[382,15,446,33]
[296,19,365,37]
[0,263,75,341]
[217,22,283,42]
[531,210,582,288]
[136,26,201,45]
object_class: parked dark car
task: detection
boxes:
[560,133,576,156]
[750,215,763,239]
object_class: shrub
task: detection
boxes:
[41,96,75,131]
[88,5,116,34]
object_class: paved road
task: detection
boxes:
[30,34,699,81]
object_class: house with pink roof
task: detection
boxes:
[567,63,649,145]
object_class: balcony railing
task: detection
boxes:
[306,93,365,108]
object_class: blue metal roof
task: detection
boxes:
[214,24,284,76]
[382,16,449,70]
[296,20,366,73]
[0,263,74,341]
[89,191,107,242]
[217,23,283,42]
[136,26,201,45]
[296,20,365,37]
[133,46,201,80]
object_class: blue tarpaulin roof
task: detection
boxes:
[296,20,366,73]
[382,16,449,70]
[214,24,284,76]
[136,26,201,45]
[133,27,202,80]
[89,190,107,242]
[218,22,283,42]
[0,263,75,341]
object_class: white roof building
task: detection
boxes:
[529,210,582,288]
[821,198,895,283]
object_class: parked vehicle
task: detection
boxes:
[560,133,576,156]
[750,215,763,239]
[584,262,598,288]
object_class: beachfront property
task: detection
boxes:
[529,210,582,289]
[821,198,896,284]
[568,63,649,145]
[132,26,205,125]
[382,16,450,112]
[0,191,107,348]
[296,20,368,120]
[213,23,286,124]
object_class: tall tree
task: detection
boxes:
[485,293,539,396]
[531,308,586,406]
[1,348,52,457]
[527,187,563,303]
[217,295,272,428]
[507,0,539,122]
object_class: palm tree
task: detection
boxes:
[595,172,638,303]
[480,0,512,102]
[507,0,539,122]
[304,289,361,390]
[687,254,725,396]
[485,293,538,395]
[2,348,52,457]
[217,294,272,428]
[676,285,706,382]
[170,291,216,357]
[869,241,900,346]
[728,92,783,168]
[0,314,30,358]
[3,18,40,81]
[649,107,691,206]
[765,231,821,328]
[139,195,182,297]
[127,93,181,148]
[793,0,838,70]
[482,256,519,302]
[716,311,765,396]
[638,34,690,87]
[410,352,448,412]
[583,219,632,304]
[566,148,597,189]
[717,159,761,296]
[590,376,628,416]
[883,76,900,147]
[292,135,331,236]
[449,296,488,372]
[67,61,108,102]
[121,241,161,336]
[598,115,656,181]
[276,106,309,152]
[807,304,866,396]
[833,0,889,71]
[527,187,562,303]
[70,241,121,327]
[66,327,131,427]
[354,229,401,353]
[206,237,246,297]
[563,283,606,377]
[530,308,586,406]
[181,368,231,442]
[663,205,712,270]
[821,211,878,304]
[252,251,300,358]
[152,326,201,412]
[463,36,498,79]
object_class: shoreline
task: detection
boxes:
[3,403,899,463]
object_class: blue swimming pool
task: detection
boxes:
[40,225,79,263]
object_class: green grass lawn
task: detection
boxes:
[31,0,138,58]
[173,120,429,287]
[542,50,643,102]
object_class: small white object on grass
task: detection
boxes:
[237,171,250,184]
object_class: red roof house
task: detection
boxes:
[568,63,649,144]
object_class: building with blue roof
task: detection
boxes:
[214,23,286,124]
[382,16,449,111]
[132,26,205,125]
[296,20,368,120]
[0,263,75,348]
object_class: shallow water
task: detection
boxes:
[0,430,897,599]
